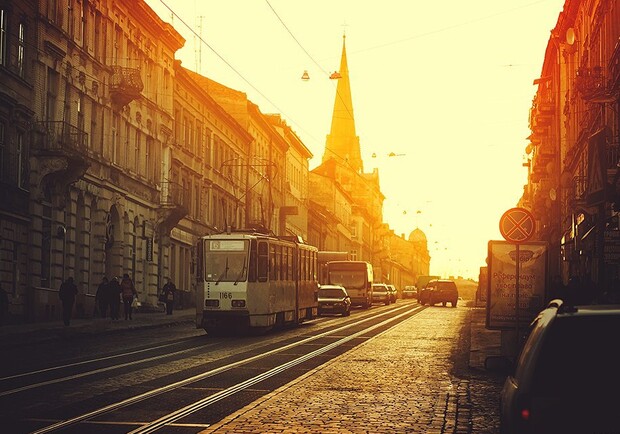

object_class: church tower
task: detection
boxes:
[322,35,363,173]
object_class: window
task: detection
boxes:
[90,101,99,153]
[257,241,268,282]
[134,129,140,173]
[46,68,59,121]
[0,9,7,67]
[112,113,120,164]
[17,132,27,190]
[17,23,25,77]
[145,136,152,180]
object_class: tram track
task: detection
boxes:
[8,302,425,433]
[128,305,423,434]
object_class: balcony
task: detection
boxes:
[157,181,189,237]
[575,66,616,102]
[30,121,89,207]
[109,66,143,109]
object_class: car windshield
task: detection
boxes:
[373,285,387,291]
[319,288,346,298]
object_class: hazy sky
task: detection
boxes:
[145,0,566,279]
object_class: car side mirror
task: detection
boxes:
[484,355,514,375]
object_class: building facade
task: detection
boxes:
[522,0,620,303]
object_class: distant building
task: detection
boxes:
[311,35,430,283]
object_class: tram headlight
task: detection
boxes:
[231,299,246,308]
[205,299,219,307]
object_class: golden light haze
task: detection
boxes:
[146,0,566,278]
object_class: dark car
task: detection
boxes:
[371,283,391,305]
[498,300,620,434]
[387,284,397,303]
[318,285,352,316]
[426,279,458,307]
[418,284,431,305]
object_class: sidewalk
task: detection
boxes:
[0,306,196,350]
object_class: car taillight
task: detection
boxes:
[520,408,530,420]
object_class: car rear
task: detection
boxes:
[500,304,620,434]
[371,284,390,305]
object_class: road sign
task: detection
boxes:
[499,207,535,243]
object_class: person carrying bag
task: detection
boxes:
[161,277,176,315]
[120,273,137,320]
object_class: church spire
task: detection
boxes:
[323,34,363,173]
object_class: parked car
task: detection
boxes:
[497,300,620,434]
[387,284,397,303]
[371,283,391,305]
[403,285,418,299]
[426,279,458,307]
[318,285,352,316]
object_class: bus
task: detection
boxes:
[317,251,349,284]
[195,229,318,334]
[325,261,374,308]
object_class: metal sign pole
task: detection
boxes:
[515,243,520,354]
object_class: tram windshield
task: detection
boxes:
[204,239,249,283]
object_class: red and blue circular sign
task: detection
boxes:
[499,207,535,243]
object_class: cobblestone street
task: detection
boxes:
[200,305,504,433]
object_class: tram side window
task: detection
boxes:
[274,244,280,281]
[249,239,257,282]
[258,242,268,282]
[301,250,307,281]
[270,244,277,281]
[287,247,293,280]
[196,240,204,280]
[282,246,288,281]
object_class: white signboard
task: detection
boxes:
[486,240,547,330]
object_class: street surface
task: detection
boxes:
[1,300,503,433]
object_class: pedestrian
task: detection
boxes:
[161,277,176,315]
[95,276,109,318]
[108,276,121,320]
[120,273,137,320]
[59,277,78,326]
[0,284,8,326]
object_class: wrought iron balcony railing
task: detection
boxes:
[159,181,189,209]
[32,121,88,154]
[110,66,143,107]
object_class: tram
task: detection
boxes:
[195,229,319,334]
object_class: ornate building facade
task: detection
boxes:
[522,0,620,302]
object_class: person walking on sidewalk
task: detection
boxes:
[95,276,109,318]
[59,277,78,326]
[161,278,176,315]
[120,273,137,320]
